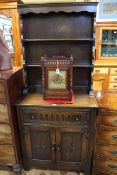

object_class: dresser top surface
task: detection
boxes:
[0,67,22,80]
[95,92,117,111]
[16,93,98,108]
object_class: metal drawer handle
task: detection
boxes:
[76,117,79,121]
[112,135,117,140]
[114,78,117,81]
[107,164,117,169]
[31,116,35,119]
[110,150,117,155]
[113,120,117,124]
[95,70,100,73]
[113,85,117,88]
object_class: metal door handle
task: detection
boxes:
[112,135,117,140]
[113,120,117,124]
[107,164,117,169]
[57,145,60,151]
[110,150,117,155]
[51,146,55,151]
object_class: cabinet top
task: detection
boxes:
[19,2,98,15]
[0,67,23,80]
[16,93,98,108]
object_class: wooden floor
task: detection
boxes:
[0,170,84,175]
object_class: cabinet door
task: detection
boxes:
[97,27,117,60]
[23,125,55,169]
[56,127,88,170]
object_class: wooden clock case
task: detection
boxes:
[41,56,73,100]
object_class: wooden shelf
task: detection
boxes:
[25,64,93,68]
[101,42,117,46]
[22,38,94,42]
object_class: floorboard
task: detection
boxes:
[0,169,84,175]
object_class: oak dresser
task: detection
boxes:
[93,92,117,175]
[0,67,24,174]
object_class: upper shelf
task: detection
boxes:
[22,38,94,42]
[101,43,117,46]
[18,2,98,15]
[25,64,93,68]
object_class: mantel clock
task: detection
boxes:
[41,56,73,100]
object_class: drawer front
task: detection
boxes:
[22,108,89,125]
[95,144,117,160]
[94,68,108,74]
[0,125,13,144]
[0,81,5,91]
[0,81,6,102]
[98,114,117,127]
[97,127,117,145]
[0,92,6,102]
[0,104,9,123]
[110,68,117,75]
[109,83,117,90]
[92,170,109,175]
[93,80,103,91]
[94,157,117,174]
[0,145,15,164]
[110,76,117,82]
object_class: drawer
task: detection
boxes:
[109,76,117,82]
[0,81,6,102]
[21,108,89,125]
[108,83,117,90]
[0,104,9,123]
[92,170,109,175]
[94,157,117,174]
[95,143,117,160]
[0,125,13,144]
[0,93,6,102]
[94,68,108,74]
[110,68,117,75]
[98,114,117,127]
[0,81,5,91]
[97,127,117,145]
[0,145,15,164]
[93,80,103,91]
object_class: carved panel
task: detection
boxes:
[0,9,12,18]
[22,109,89,125]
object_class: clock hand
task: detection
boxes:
[56,60,60,74]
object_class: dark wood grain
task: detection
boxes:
[20,3,96,94]
[19,2,98,15]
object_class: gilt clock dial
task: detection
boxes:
[48,70,67,89]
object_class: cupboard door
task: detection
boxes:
[56,127,88,170]
[23,125,55,168]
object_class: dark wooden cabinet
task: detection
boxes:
[22,125,88,170]
[0,67,24,174]
[19,2,97,94]
[16,2,98,175]
[16,95,98,174]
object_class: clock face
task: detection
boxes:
[48,70,67,89]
